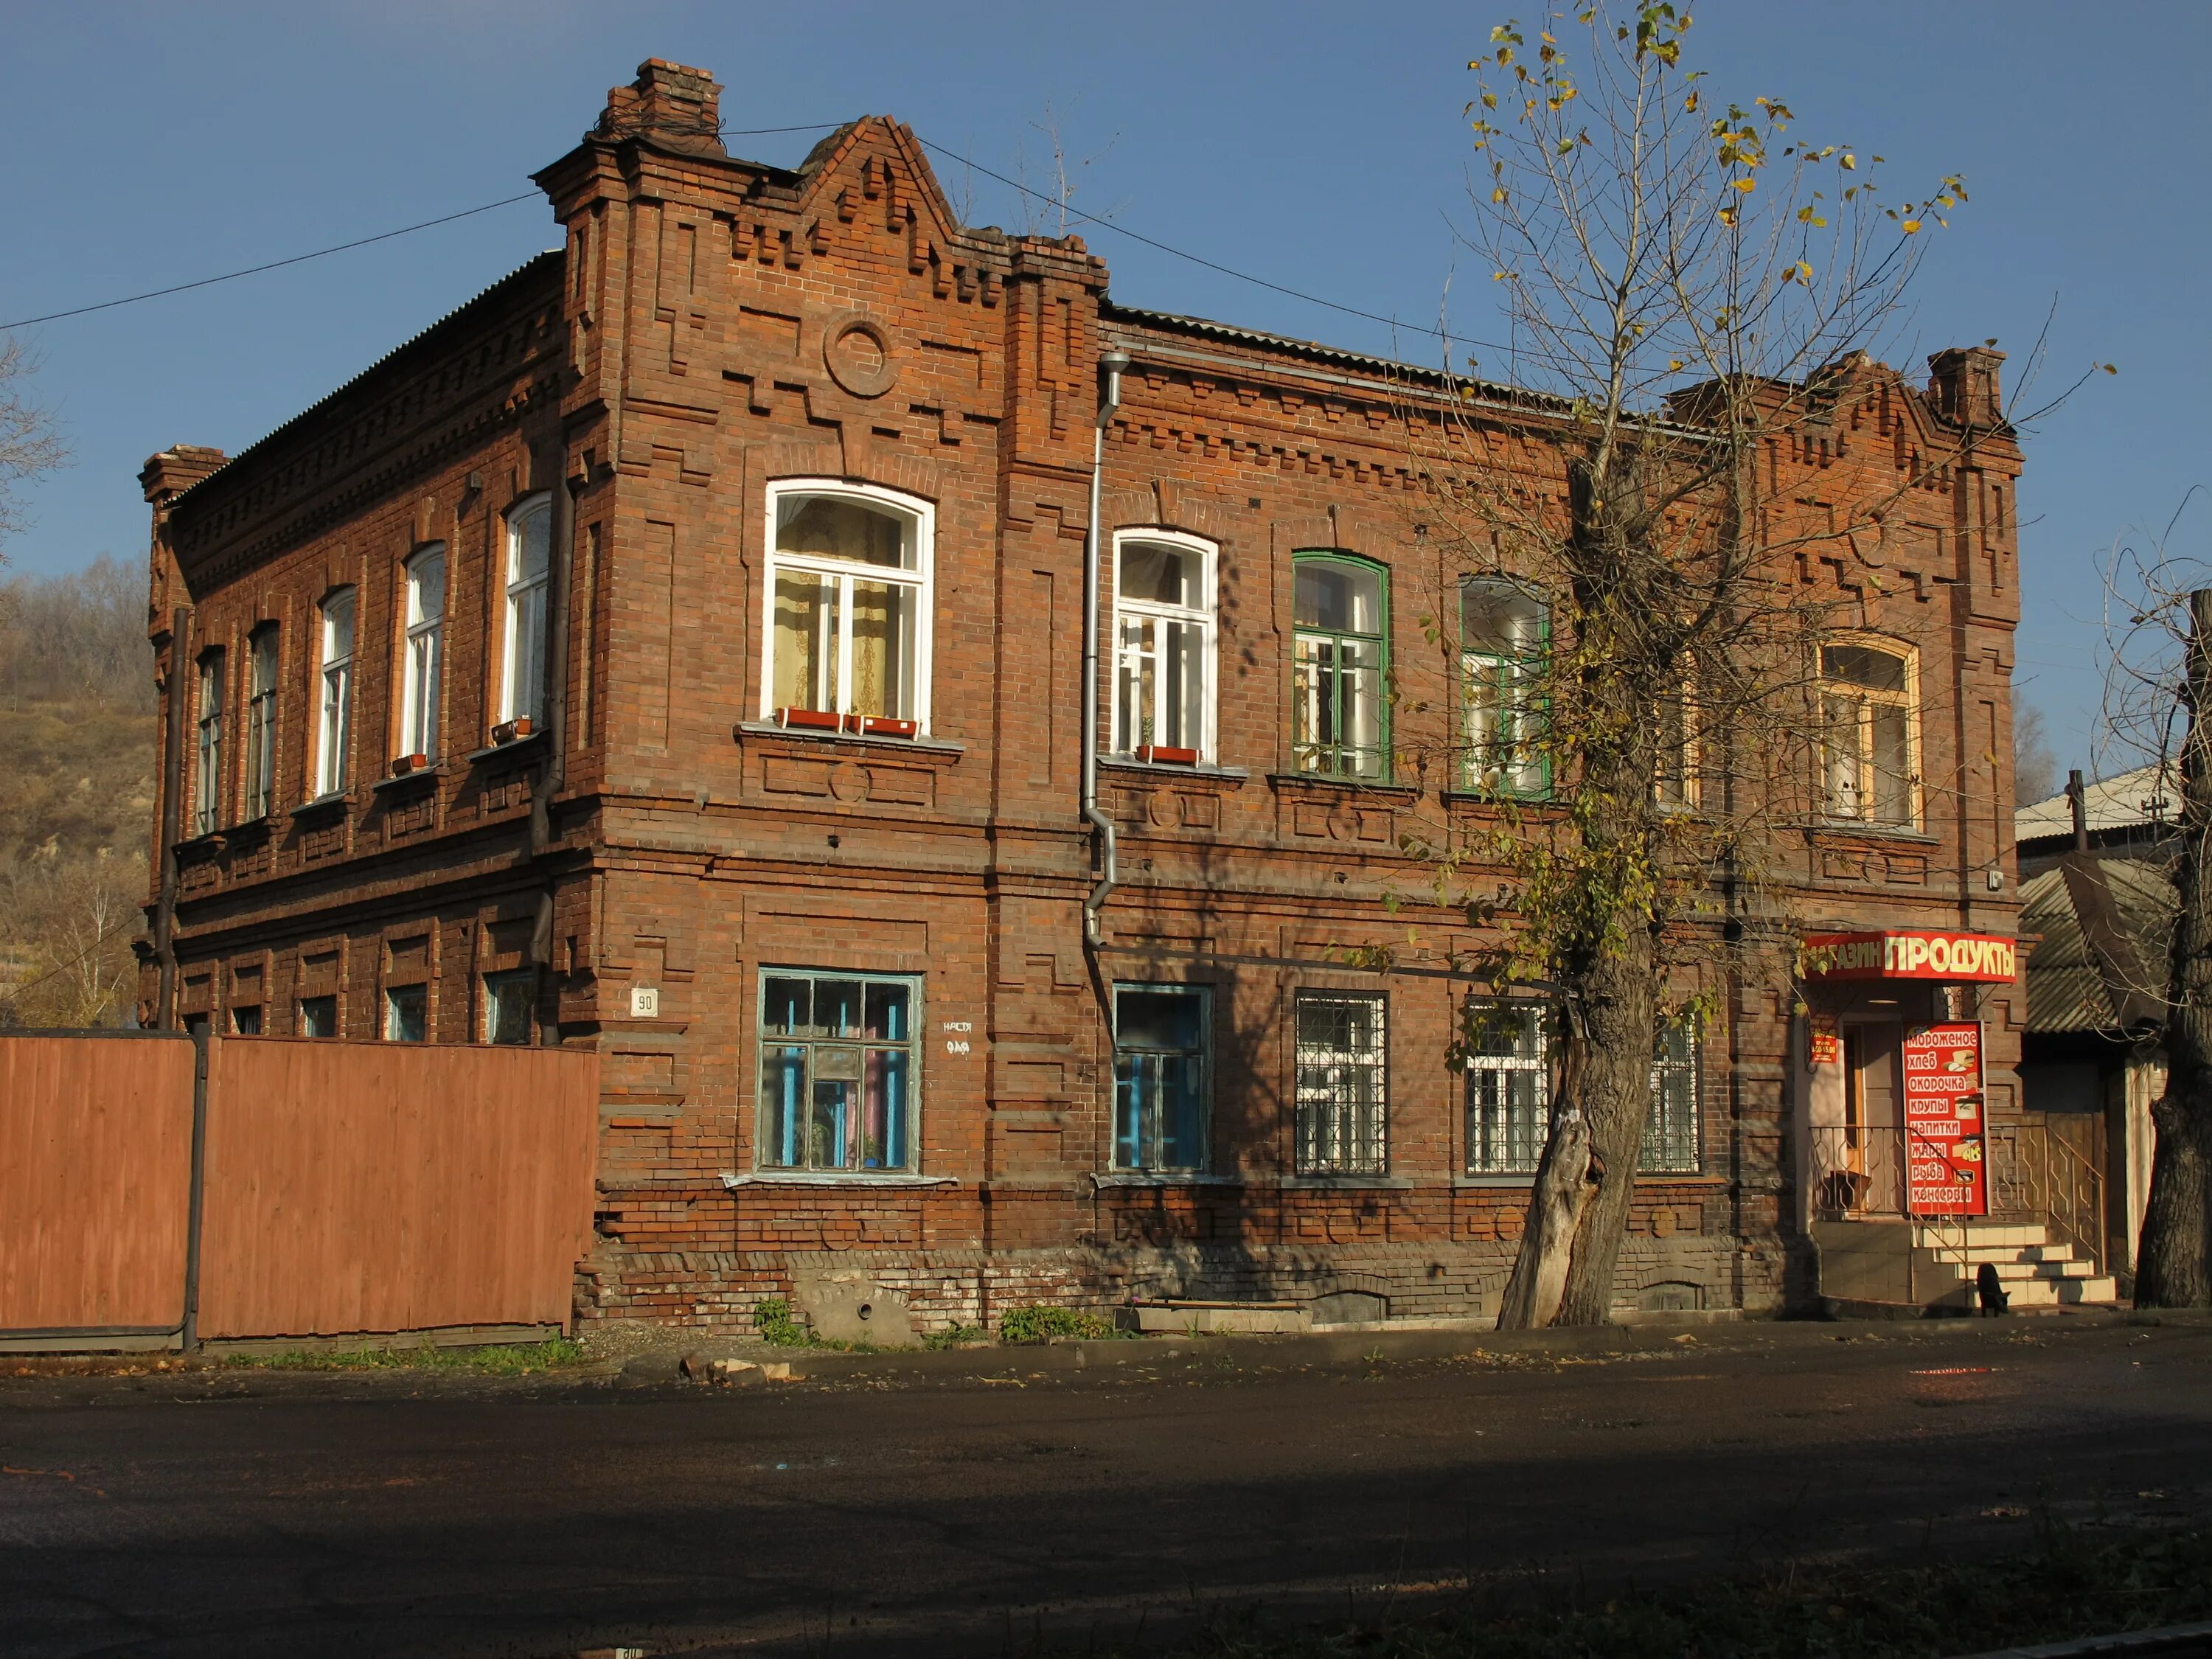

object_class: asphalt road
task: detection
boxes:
[4,1318,2209,1658]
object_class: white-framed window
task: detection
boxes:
[244,626,279,819]
[400,546,447,761]
[1654,667,1698,810]
[501,495,552,728]
[1292,553,1389,779]
[1464,1001,1548,1175]
[193,650,226,837]
[385,984,428,1043]
[1295,991,1388,1175]
[484,969,535,1046]
[1112,529,1216,760]
[1113,984,1211,1172]
[1820,637,1919,827]
[1643,1020,1702,1174]
[757,970,920,1172]
[759,480,933,732]
[316,588,355,796]
[1460,578,1548,796]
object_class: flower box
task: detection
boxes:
[1136,744,1200,765]
[858,716,918,738]
[490,717,534,745]
[390,751,431,776]
[775,706,844,732]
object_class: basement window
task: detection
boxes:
[1294,992,1388,1175]
[298,995,338,1038]
[761,482,932,733]
[757,970,919,1172]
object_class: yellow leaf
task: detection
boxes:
[1840,153,1856,170]
[1732,177,1756,193]
[1492,188,1508,203]
[1902,218,1921,233]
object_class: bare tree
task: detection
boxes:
[0,335,68,563]
[2014,702,2059,804]
[2098,494,2212,1304]
[1378,2,1995,1326]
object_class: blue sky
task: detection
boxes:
[2,1,2204,771]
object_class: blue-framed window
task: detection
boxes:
[1113,984,1211,1172]
[757,970,919,1172]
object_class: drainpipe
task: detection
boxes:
[1081,349,1130,949]
[154,606,190,1029]
[529,467,577,1044]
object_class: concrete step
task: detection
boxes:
[1996,1274,2121,1308]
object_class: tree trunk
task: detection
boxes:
[2136,591,2212,1306]
[1495,928,1658,1328]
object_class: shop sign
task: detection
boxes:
[1808,1013,1842,1067]
[1801,930,2018,983]
[1902,1021,1989,1217]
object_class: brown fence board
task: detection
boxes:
[0,1035,195,1331]
[195,1038,598,1340]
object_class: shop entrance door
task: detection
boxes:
[1843,1020,1904,1215]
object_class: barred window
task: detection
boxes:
[1464,1002,1548,1175]
[1642,1020,1703,1174]
[1295,992,1388,1175]
[484,970,535,1047]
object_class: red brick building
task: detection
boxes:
[137,61,2032,1332]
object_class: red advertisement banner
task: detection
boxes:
[1902,1021,1989,1217]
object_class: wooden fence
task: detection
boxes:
[0,1030,597,1352]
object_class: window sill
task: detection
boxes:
[1453,1174,1537,1189]
[1091,1172,1241,1188]
[734,720,965,759]
[1441,789,1556,808]
[467,730,549,765]
[1802,821,1938,844]
[372,763,443,794]
[1267,773,1420,799]
[719,1170,959,1189]
[1281,1174,1413,1190]
[1099,755,1249,782]
[291,791,352,819]
[173,830,228,858]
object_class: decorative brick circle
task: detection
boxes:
[830,761,868,802]
[822,310,898,399]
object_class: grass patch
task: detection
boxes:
[222,1338,588,1376]
[925,1323,990,1349]
[1124,1523,2212,1658]
[997,1304,1127,1344]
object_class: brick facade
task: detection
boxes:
[138,60,2027,1333]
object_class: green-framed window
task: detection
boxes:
[1291,553,1389,780]
[1460,578,1549,796]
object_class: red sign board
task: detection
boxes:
[1801,931,2018,983]
[1807,1013,1842,1068]
[1902,1021,1989,1216]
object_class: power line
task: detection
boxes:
[3,120,1509,366]
[0,195,544,331]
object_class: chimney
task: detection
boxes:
[2066,768,2090,854]
[1926,345,2005,428]
[594,60,726,158]
[139,444,227,507]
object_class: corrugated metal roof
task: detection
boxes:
[1102,300,1477,392]
[167,251,566,514]
[2016,762,2177,845]
[2020,855,2176,1032]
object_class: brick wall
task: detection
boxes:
[142,60,2025,1332]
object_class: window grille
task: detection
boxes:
[1295,992,1388,1175]
[1464,1001,1548,1175]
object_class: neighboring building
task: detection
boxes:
[2017,770,2175,1284]
[136,61,2035,1332]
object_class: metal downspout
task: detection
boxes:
[154,605,189,1029]
[1081,351,1129,948]
[529,470,577,1043]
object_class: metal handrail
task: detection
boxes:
[1992,1121,2106,1273]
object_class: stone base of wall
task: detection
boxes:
[575,1235,1775,1336]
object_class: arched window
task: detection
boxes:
[501,495,552,729]
[244,625,279,819]
[1291,553,1388,780]
[1459,578,1548,796]
[400,546,446,761]
[761,481,932,734]
[1819,638,1919,827]
[193,649,226,837]
[1112,530,1216,762]
[316,588,355,796]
